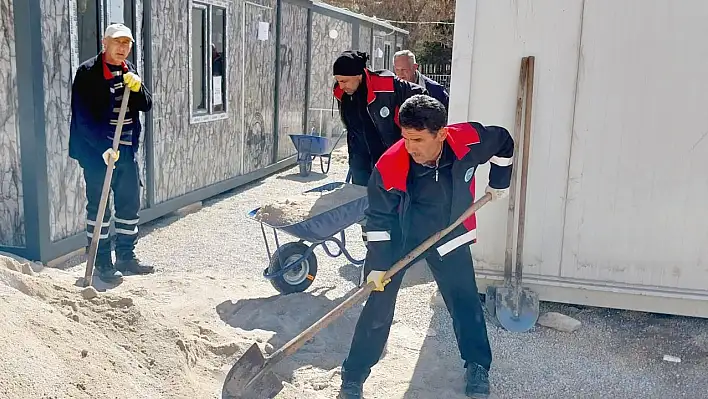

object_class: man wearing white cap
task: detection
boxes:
[69,23,154,283]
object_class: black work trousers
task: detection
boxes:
[349,167,372,187]
[341,246,492,383]
[81,145,141,265]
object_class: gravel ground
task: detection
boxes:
[43,145,708,399]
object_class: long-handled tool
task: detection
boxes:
[495,56,540,332]
[82,89,132,287]
[222,193,493,399]
[489,56,528,318]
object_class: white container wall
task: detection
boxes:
[450,0,708,317]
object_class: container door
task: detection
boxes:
[560,0,708,291]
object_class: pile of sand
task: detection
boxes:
[254,184,366,226]
[0,254,251,399]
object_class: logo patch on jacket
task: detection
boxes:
[379,106,390,118]
[464,167,475,182]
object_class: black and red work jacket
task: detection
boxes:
[362,122,515,271]
[334,69,426,170]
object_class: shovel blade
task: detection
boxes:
[495,286,540,333]
[222,342,283,399]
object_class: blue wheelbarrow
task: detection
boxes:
[246,182,367,294]
[289,128,346,177]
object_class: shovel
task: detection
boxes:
[495,56,540,332]
[81,88,132,287]
[221,192,493,399]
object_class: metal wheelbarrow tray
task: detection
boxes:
[288,129,346,177]
[246,182,367,294]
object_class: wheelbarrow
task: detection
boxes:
[246,182,367,294]
[288,128,346,177]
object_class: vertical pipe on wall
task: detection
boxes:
[272,0,283,164]
[143,0,155,207]
[303,7,312,132]
[369,25,374,67]
[351,21,359,50]
[13,0,51,260]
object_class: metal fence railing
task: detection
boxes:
[424,74,451,90]
[419,64,452,90]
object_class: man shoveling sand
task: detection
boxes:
[338,95,515,399]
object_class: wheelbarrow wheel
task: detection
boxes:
[298,160,312,177]
[267,242,318,294]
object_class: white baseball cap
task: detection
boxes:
[104,23,134,42]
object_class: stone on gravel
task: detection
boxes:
[81,286,99,300]
[537,311,582,332]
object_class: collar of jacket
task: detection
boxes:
[102,52,129,80]
[375,122,482,192]
[416,71,428,92]
[333,69,395,105]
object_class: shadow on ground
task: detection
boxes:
[215,286,364,396]
[276,172,329,183]
[337,259,435,289]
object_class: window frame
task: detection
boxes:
[70,0,142,81]
[383,41,392,70]
[188,0,230,124]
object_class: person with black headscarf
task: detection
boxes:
[333,50,427,186]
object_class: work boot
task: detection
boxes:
[337,380,364,399]
[115,253,155,275]
[465,363,490,398]
[95,257,123,283]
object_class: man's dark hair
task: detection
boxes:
[398,94,448,133]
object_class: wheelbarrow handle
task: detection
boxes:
[257,193,493,375]
[331,128,347,149]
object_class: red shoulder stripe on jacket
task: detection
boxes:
[445,122,481,160]
[375,140,410,192]
[333,69,395,104]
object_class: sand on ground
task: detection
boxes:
[1,145,706,399]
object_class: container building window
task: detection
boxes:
[190,1,228,123]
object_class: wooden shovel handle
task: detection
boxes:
[83,89,132,287]
[515,55,535,287]
[265,192,493,367]
[504,57,528,283]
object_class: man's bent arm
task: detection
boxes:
[468,122,515,189]
[363,169,402,272]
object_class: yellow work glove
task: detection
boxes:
[366,270,391,292]
[102,148,120,169]
[123,72,142,92]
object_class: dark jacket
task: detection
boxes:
[334,69,426,170]
[363,122,515,271]
[69,53,152,164]
[417,72,449,109]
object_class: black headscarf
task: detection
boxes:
[333,51,369,76]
